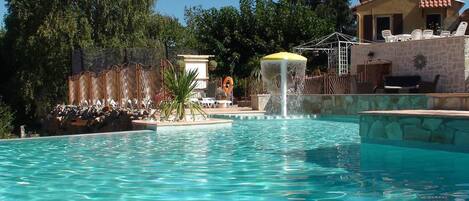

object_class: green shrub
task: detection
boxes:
[161,65,206,121]
[0,101,14,139]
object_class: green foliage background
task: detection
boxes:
[185,0,353,78]
[0,100,14,138]
[0,0,192,134]
[0,0,353,136]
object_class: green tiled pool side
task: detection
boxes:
[253,94,429,115]
[360,114,469,152]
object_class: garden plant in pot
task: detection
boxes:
[160,64,206,121]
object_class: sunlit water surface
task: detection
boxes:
[1,118,469,201]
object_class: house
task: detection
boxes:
[352,0,465,41]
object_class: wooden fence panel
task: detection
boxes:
[303,77,323,94]
[68,64,162,107]
[105,68,119,104]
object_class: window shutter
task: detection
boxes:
[363,15,373,41]
[393,14,403,35]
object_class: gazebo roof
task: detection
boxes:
[293,32,369,53]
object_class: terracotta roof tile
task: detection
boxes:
[352,0,464,11]
[419,0,452,8]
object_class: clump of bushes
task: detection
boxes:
[0,101,15,139]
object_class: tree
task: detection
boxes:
[185,0,333,78]
[286,0,355,34]
[2,0,156,128]
[147,14,197,60]
[314,0,355,34]
[0,100,14,138]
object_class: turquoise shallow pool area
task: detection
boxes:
[2,117,469,200]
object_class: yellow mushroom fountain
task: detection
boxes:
[261,52,307,117]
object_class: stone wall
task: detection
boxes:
[428,93,469,110]
[360,114,469,152]
[251,94,271,111]
[302,95,428,115]
[252,94,428,115]
[351,36,469,93]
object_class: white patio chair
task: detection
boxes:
[189,97,200,103]
[382,30,396,42]
[200,97,216,108]
[410,29,422,40]
[422,29,434,39]
[454,21,468,36]
[440,30,451,37]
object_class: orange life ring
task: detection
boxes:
[222,77,234,94]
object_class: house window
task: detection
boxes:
[375,16,391,41]
[426,14,442,32]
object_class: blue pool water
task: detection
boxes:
[1,118,469,200]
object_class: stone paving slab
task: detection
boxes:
[427,93,469,98]
[360,110,469,119]
[132,118,233,130]
[203,107,265,115]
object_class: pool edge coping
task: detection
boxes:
[0,130,155,142]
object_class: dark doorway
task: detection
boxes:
[426,14,442,33]
[376,16,391,40]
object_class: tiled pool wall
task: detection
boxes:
[428,94,469,110]
[209,114,316,120]
[302,95,428,114]
[209,114,359,123]
[360,114,469,152]
[252,94,429,115]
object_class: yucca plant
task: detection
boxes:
[161,64,206,121]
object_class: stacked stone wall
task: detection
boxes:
[351,36,468,92]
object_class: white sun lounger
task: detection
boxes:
[200,98,216,108]
[382,30,396,42]
[422,29,434,39]
[454,21,468,36]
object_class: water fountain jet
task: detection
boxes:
[261,52,307,117]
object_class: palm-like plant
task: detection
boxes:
[161,64,206,121]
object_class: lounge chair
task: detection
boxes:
[422,29,434,39]
[382,30,396,42]
[454,21,468,36]
[409,29,422,40]
[216,100,233,108]
[440,31,451,37]
[200,97,216,108]
[419,75,440,93]
[189,97,200,103]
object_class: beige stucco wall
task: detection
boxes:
[351,36,469,93]
[355,0,463,40]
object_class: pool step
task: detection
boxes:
[209,114,317,120]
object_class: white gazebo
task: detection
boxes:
[293,32,370,75]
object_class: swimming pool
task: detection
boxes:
[1,118,469,200]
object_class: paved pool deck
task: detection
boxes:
[203,107,265,115]
[132,107,264,130]
[132,118,233,128]
[360,110,469,119]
